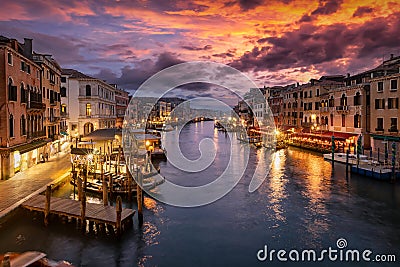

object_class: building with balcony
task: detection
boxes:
[32,52,63,156]
[370,70,400,153]
[0,36,49,179]
[114,86,129,128]
[61,69,117,137]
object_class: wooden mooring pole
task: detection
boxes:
[44,185,51,226]
[116,196,122,235]
[137,171,143,226]
[346,149,350,179]
[102,161,108,206]
[128,169,133,203]
[78,177,86,230]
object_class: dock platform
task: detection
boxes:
[21,195,135,234]
[351,164,400,180]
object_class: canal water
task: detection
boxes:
[0,121,399,267]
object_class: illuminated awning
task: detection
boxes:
[10,140,49,154]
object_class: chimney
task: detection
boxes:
[347,73,350,78]
[23,38,33,59]
[11,39,18,51]
[390,53,394,59]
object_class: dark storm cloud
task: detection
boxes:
[0,24,85,64]
[181,44,212,51]
[212,52,235,58]
[298,0,344,23]
[230,12,400,73]
[352,6,374,17]
[95,52,184,91]
[311,0,344,16]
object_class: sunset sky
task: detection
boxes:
[1,0,400,95]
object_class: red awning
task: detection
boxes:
[293,131,358,141]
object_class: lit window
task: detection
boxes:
[86,103,91,116]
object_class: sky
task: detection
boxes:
[1,0,400,98]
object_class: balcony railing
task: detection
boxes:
[335,105,349,111]
[319,107,329,112]
[28,101,46,110]
[27,130,46,139]
[336,105,349,114]
[388,128,398,133]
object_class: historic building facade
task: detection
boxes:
[61,69,117,137]
[0,36,48,179]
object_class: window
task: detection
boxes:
[8,78,17,101]
[304,91,307,98]
[26,64,31,74]
[376,118,383,131]
[300,91,303,98]
[308,103,312,110]
[61,76,66,83]
[316,117,319,124]
[340,94,347,106]
[20,83,27,103]
[354,114,361,128]
[86,103,91,116]
[341,114,345,127]
[309,90,312,98]
[9,114,14,137]
[325,116,328,126]
[388,98,399,109]
[390,80,398,91]
[354,92,361,106]
[20,61,25,71]
[377,82,383,92]
[390,118,398,132]
[86,85,91,96]
[314,102,319,110]
[21,115,26,135]
[60,87,67,97]
[330,114,333,126]
[61,104,67,114]
[375,99,385,109]
[329,96,334,107]
[316,89,320,97]
[7,52,12,65]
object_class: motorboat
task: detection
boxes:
[323,152,369,165]
[0,251,74,267]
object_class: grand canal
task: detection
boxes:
[0,120,399,266]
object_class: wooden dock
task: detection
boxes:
[21,194,135,234]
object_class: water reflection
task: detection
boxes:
[266,149,287,224]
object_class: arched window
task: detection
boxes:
[329,96,334,107]
[340,94,347,106]
[21,115,26,135]
[341,114,346,127]
[86,85,91,96]
[354,114,361,128]
[8,77,17,101]
[9,114,14,137]
[354,92,361,106]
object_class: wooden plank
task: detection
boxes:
[21,195,135,225]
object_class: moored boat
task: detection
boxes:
[0,251,74,267]
[323,153,369,165]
